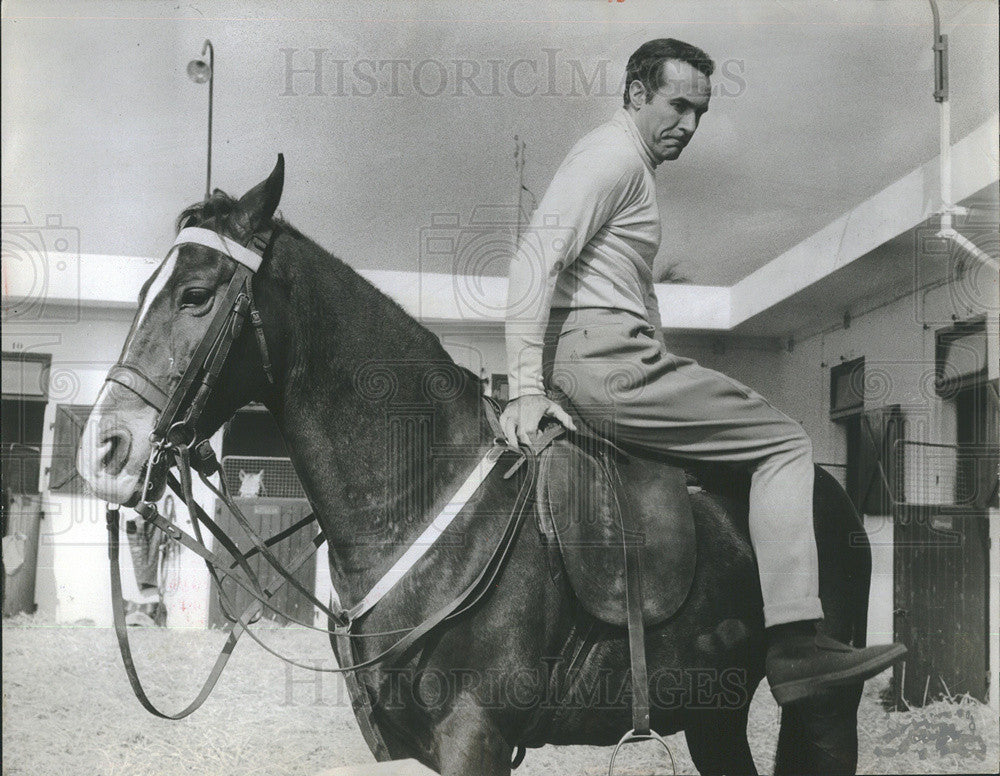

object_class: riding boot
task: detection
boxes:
[765,620,907,706]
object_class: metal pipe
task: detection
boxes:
[926,2,996,273]
[937,228,1000,273]
[939,97,952,231]
[929,0,949,102]
[929,0,952,224]
[204,40,214,200]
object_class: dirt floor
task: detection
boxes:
[3,616,996,775]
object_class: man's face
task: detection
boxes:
[629,59,711,163]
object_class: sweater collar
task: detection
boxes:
[616,108,659,172]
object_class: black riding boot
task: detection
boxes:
[765,620,907,705]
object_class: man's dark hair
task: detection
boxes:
[623,38,715,108]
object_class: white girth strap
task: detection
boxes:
[172,227,264,273]
[343,443,508,622]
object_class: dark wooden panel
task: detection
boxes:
[48,403,93,494]
[858,405,903,515]
[893,505,989,705]
[208,497,317,629]
[1,398,47,494]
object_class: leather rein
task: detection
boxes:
[105,225,540,720]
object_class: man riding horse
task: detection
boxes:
[500,37,906,706]
[76,39,907,771]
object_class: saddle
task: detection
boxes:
[527,418,698,739]
[533,429,697,627]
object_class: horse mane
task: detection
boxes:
[176,191,484,390]
[175,189,241,232]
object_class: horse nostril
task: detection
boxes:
[99,438,117,468]
[99,430,132,476]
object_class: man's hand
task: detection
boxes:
[499,394,577,449]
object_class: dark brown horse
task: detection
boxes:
[79,158,875,775]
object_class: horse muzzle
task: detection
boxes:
[77,383,160,505]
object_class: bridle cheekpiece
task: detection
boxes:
[107,224,275,499]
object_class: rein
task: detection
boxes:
[105,225,543,719]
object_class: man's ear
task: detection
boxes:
[231,154,284,239]
[628,79,648,108]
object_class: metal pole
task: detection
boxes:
[928,2,951,223]
[204,40,214,200]
[926,1,997,273]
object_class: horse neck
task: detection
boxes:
[262,234,490,605]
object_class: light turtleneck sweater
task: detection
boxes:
[506,108,664,399]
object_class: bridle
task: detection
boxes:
[103,222,543,722]
[107,224,275,484]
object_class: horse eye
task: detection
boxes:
[179,287,213,310]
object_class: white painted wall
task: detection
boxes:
[3,304,214,627]
[770,268,998,707]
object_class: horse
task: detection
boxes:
[79,156,874,775]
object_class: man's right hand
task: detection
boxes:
[499,394,577,450]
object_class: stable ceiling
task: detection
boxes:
[2,0,997,285]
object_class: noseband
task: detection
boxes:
[107,225,275,490]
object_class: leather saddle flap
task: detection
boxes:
[536,436,696,627]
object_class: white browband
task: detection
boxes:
[172,227,264,273]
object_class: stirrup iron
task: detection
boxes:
[608,728,676,776]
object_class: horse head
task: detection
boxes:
[77,156,286,506]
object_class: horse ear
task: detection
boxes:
[232,154,284,237]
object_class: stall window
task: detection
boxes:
[935,317,987,397]
[1,352,50,495]
[48,404,93,494]
[830,357,865,420]
[220,405,304,498]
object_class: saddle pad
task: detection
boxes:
[536,437,696,627]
